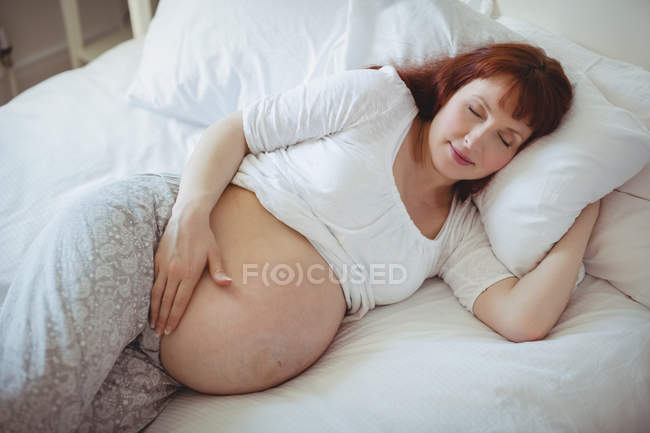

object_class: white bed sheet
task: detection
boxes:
[1,38,649,433]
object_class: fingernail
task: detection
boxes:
[150,321,154,329]
[216,273,232,282]
[164,327,171,335]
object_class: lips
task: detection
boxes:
[449,142,474,165]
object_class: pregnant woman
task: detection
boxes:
[0,43,600,432]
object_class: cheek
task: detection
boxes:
[434,105,466,138]
[444,109,467,135]
[483,151,514,174]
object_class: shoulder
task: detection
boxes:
[320,66,417,128]
[329,65,413,102]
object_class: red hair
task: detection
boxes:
[369,42,573,201]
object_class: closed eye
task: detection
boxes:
[469,106,512,148]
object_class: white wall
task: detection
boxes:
[0,0,128,105]
[493,0,650,71]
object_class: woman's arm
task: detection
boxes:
[473,200,600,342]
[150,111,249,336]
[173,111,249,215]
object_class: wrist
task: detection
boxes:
[172,196,213,220]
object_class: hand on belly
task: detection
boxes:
[159,185,347,395]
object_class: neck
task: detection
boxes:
[401,117,455,208]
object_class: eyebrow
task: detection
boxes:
[472,94,525,140]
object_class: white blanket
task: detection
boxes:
[0,39,201,303]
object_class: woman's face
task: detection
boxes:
[426,74,534,181]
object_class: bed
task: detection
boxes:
[1,0,649,432]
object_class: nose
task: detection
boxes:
[464,124,489,148]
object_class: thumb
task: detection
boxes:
[208,244,232,286]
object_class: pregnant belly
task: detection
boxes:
[159,184,347,395]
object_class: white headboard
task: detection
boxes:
[492,0,650,71]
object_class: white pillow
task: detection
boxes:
[127,0,350,126]
[127,0,497,127]
[496,16,650,201]
[340,0,518,70]
[472,73,650,277]
[492,15,650,301]
[457,0,493,15]
[584,191,650,309]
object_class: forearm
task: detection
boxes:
[172,111,249,216]
[508,203,599,340]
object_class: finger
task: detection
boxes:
[164,276,199,335]
[155,275,181,335]
[207,244,232,286]
[150,271,167,328]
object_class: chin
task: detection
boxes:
[433,158,464,182]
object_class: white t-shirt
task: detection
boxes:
[231,65,515,323]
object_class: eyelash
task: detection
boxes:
[467,105,512,148]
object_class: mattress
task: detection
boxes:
[2,38,649,433]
